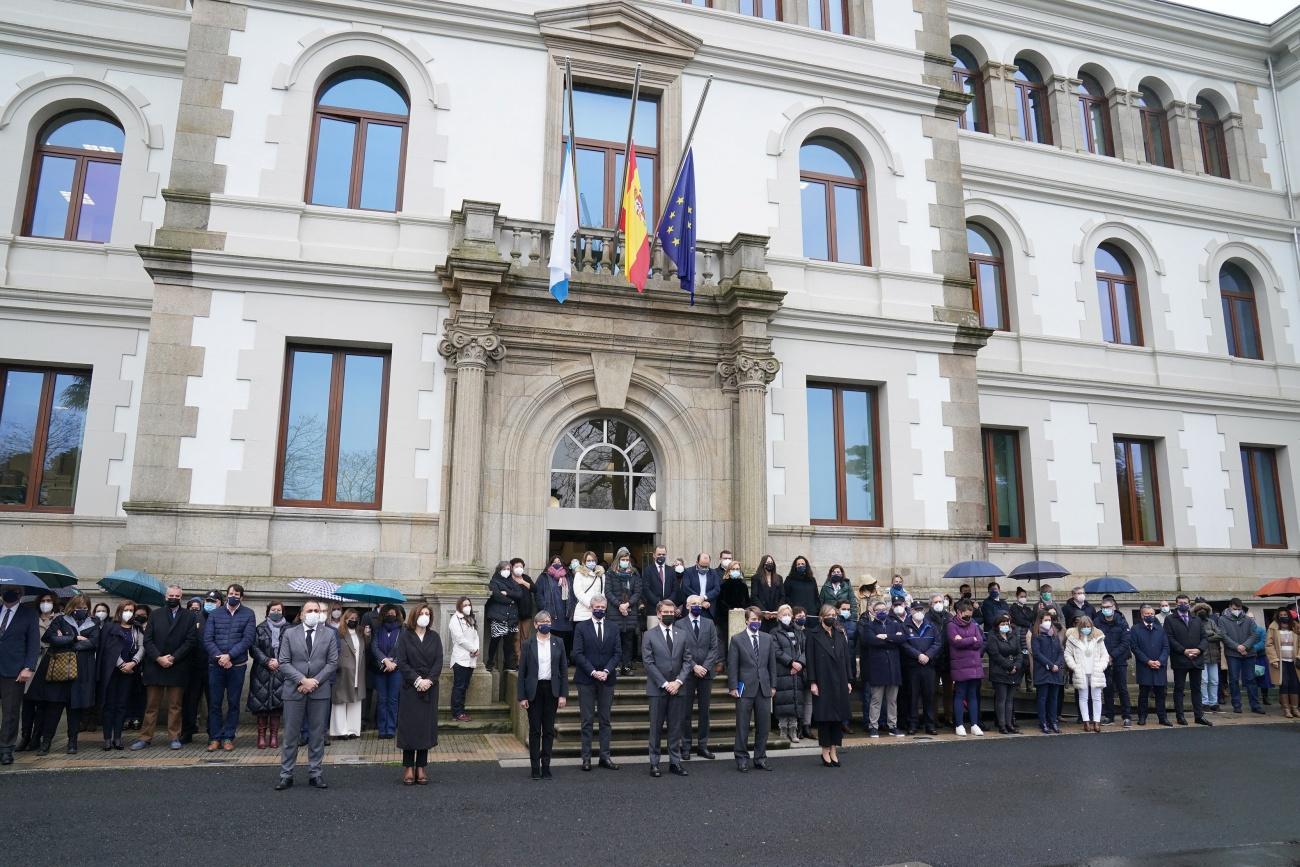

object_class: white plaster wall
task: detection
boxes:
[1043,401,1103,546]
[907,352,954,531]
[105,330,148,515]
[1177,412,1233,549]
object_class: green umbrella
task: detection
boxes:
[337,582,407,605]
[0,555,76,589]
[98,569,167,606]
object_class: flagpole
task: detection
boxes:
[564,56,580,234]
[652,75,712,279]
[614,63,642,272]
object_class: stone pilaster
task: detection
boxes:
[1110,89,1142,163]
[982,62,1017,139]
[1168,100,1201,174]
[1048,75,1080,151]
[1223,112,1255,185]
[1233,82,1272,188]
[718,352,780,569]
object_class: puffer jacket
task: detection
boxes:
[772,623,806,719]
[986,627,1024,684]
[1193,603,1223,664]
[946,616,985,681]
[1064,631,1110,690]
[202,604,256,665]
[247,619,285,714]
[604,547,642,632]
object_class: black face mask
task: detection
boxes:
[795,565,807,576]
[822,616,837,627]
[383,614,398,624]
[166,598,180,609]
[764,562,775,572]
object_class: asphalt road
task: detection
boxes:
[3,724,1297,867]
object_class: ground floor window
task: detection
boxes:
[0,366,90,512]
[807,382,881,525]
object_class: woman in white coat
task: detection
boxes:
[1064,616,1110,732]
[572,551,606,625]
[448,597,480,722]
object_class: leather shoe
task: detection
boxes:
[1195,717,1213,726]
[1158,719,1174,727]
[541,768,553,780]
[530,768,541,780]
[222,739,235,751]
[669,764,688,776]
[581,760,591,772]
[309,776,328,789]
[1176,717,1188,726]
[275,777,293,791]
[754,760,773,771]
[0,751,11,766]
[1251,708,1267,715]
[696,747,715,760]
[206,740,220,752]
[649,765,661,778]
[736,758,750,772]
[680,750,691,762]
[598,758,621,771]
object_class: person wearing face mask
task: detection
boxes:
[485,559,525,673]
[783,557,819,627]
[572,594,620,771]
[861,599,906,737]
[573,551,607,630]
[1265,610,1299,718]
[1249,611,1272,708]
[1131,604,1172,726]
[1156,600,1172,624]
[16,593,60,754]
[370,603,404,739]
[718,560,752,639]
[1191,600,1223,713]
[135,586,197,751]
[901,601,942,736]
[806,604,853,767]
[1032,611,1066,733]
[201,584,256,752]
[96,602,144,751]
[447,597,480,723]
[677,593,721,760]
[509,559,537,660]
[1163,594,1213,726]
[605,547,641,676]
[0,583,41,764]
[518,609,569,780]
[28,594,99,755]
[986,613,1023,734]
[329,608,367,739]
[1061,587,1096,630]
[178,593,216,745]
[946,601,985,736]
[641,546,679,631]
[771,604,806,743]
[273,599,339,791]
[92,602,111,625]
[980,582,1009,635]
[642,599,693,777]
[819,565,857,621]
[727,607,779,771]
[121,604,152,733]
[676,553,720,621]
[395,603,443,785]
[752,556,785,633]
[244,600,287,750]
[1064,615,1109,732]
[1008,588,1036,691]
[1034,585,1055,620]
[1094,595,1133,727]
[926,593,954,726]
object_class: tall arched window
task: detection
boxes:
[1137,86,1172,168]
[799,138,869,266]
[23,111,124,243]
[1095,243,1142,346]
[967,223,1008,330]
[307,68,409,211]
[549,418,657,511]
[1220,262,1262,360]
[1198,101,1230,179]
[1076,73,1113,156]
[808,0,847,33]
[1012,59,1051,145]
[952,46,986,133]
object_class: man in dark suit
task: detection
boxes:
[275,599,339,790]
[517,611,569,780]
[676,553,720,619]
[728,607,779,771]
[1164,593,1212,726]
[132,583,199,751]
[641,545,678,626]
[678,593,720,760]
[642,599,693,777]
[0,585,39,765]
[572,594,620,772]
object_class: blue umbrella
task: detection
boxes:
[942,560,1005,581]
[98,569,167,606]
[1083,575,1138,594]
[0,565,50,592]
[1008,560,1071,581]
[337,582,407,605]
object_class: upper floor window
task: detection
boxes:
[563,86,658,229]
[1114,437,1162,545]
[808,383,881,526]
[740,0,781,19]
[276,346,389,509]
[983,428,1026,542]
[808,0,847,33]
[967,223,1008,330]
[0,366,90,513]
[24,111,123,243]
[1241,447,1286,549]
[1198,102,1230,179]
[1220,262,1262,360]
[1076,74,1113,157]
[307,68,409,212]
[1012,60,1051,145]
[1095,243,1142,346]
[799,138,869,265]
[952,46,986,133]
[1137,86,1172,168]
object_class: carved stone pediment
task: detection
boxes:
[536,1,701,70]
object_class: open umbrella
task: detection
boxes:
[337,582,407,605]
[1256,577,1300,621]
[0,565,50,593]
[942,560,1005,581]
[1083,575,1138,594]
[1008,560,1070,581]
[98,569,167,606]
[288,577,348,602]
[0,555,76,589]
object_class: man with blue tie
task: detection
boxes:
[677,553,720,619]
[572,594,621,772]
[729,607,779,771]
[678,593,720,760]
[642,599,693,777]
[0,585,40,765]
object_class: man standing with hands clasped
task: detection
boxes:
[642,599,693,778]
[276,599,339,791]
[1164,594,1213,727]
[728,607,778,772]
[678,593,721,761]
[572,595,620,772]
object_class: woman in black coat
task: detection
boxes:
[986,613,1023,734]
[395,602,443,786]
[247,601,287,749]
[97,602,144,750]
[29,594,100,755]
[751,555,785,633]
[772,604,805,742]
[484,561,525,672]
[784,556,819,620]
[805,603,853,766]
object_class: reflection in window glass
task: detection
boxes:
[807,387,838,520]
[28,156,76,239]
[39,374,88,508]
[280,351,332,502]
[310,118,356,208]
[0,368,90,511]
[75,161,120,243]
[318,71,409,115]
[335,354,384,504]
[841,388,876,521]
[808,383,880,524]
[1115,438,1161,544]
[800,181,829,261]
[359,123,403,212]
[549,418,656,511]
[0,371,44,505]
[833,185,864,266]
[983,429,1024,540]
[1242,447,1286,548]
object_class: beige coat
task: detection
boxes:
[1265,623,1298,682]
[1064,631,1110,690]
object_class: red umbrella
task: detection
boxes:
[1255,578,1300,620]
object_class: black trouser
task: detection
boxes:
[41,703,83,746]
[181,663,206,739]
[619,628,636,670]
[1137,685,1168,722]
[486,622,517,671]
[905,664,936,730]
[1172,667,1204,719]
[526,680,558,771]
[0,678,23,751]
[402,748,429,768]
[679,674,711,752]
[994,681,1016,730]
[450,664,472,716]
[578,680,614,761]
[20,696,44,745]
[1103,663,1132,719]
[101,670,134,743]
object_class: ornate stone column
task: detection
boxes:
[982,62,1017,140]
[1048,75,1081,152]
[718,353,780,569]
[1109,89,1142,163]
[1167,100,1201,174]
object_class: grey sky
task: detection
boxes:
[1173,0,1294,22]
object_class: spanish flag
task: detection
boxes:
[619,144,651,292]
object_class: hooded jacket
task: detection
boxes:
[1064,629,1110,690]
[1192,603,1224,664]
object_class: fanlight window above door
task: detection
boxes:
[550,418,657,511]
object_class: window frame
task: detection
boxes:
[807,382,883,528]
[1076,75,1114,157]
[982,428,1027,543]
[273,345,391,510]
[1114,437,1163,546]
[1198,108,1230,179]
[951,47,986,133]
[807,0,849,33]
[1012,63,1052,146]
[22,111,124,244]
[1096,245,1144,347]
[563,84,661,231]
[799,138,871,266]
[967,223,1009,331]
[304,69,410,212]
[1241,446,1287,550]
[1137,89,1173,168]
[1220,264,1263,361]
[740,0,782,19]
[0,365,92,514]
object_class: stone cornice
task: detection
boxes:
[770,307,990,356]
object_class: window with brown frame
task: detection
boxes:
[982,428,1026,542]
[967,223,1009,330]
[306,68,409,212]
[1198,102,1230,179]
[1241,446,1286,549]
[740,0,781,19]
[1220,262,1263,360]
[0,366,91,513]
[807,0,848,33]
[1012,59,1052,145]
[275,346,390,509]
[1095,243,1143,346]
[681,0,711,5]
[1076,73,1113,157]
[807,383,882,526]
[1137,86,1173,168]
[1114,437,1163,545]
[800,137,870,266]
[563,85,659,229]
[952,45,986,133]
[23,111,124,243]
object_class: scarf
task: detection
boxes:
[547,564,569,598]
[266,618,285,654]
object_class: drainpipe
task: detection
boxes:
[1266,56,1300,286]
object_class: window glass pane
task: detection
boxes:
[581,446,627,472]
[827,0,845,32]
[575,147,606,227]
[988,431,1022,539]
[577,472,629,510]
[1098,280,1116,343]
[359,122,402,211]
[833,185,864,265]
[44,113,125,152]
[568,88,657,148]
[807,387,838,520]
[75,160,120,242]
[280,351,332,501]
[1130,442,1159,542]
[1222,296,1238,357]
[553,434,583,470]
[38,373,88,508]
[1095,245,1130,275]
[1232,298,1261,359]
[549,472,576,508]
[633,475,656,511]
[801,180,829,260]
[0,371,44,505]
[334,354,383,504]
[1015,87,1032,141]
[626,439,654,473]
[613,153,656,228]
[841,389,876,521]
[1219,263,1253,296]
[310,118,356,207]
[967,225,996,257]
[1115,282,1141,345]
[319,71,409,116]
[741,0,780,18]
[808,0,822,29]
[800,140,858,178]
[1249,450,1284,546]
[978,261,1004,329]
[28,155,76,239]
[1114,442,1134,543]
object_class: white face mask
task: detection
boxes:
[779,615,792,626]
[585,561,597,570]
[121,611,135,623]
[893,605,905,616]
[303,612,323,628]
[674,565,684,574]
[1075,595,1086,603]
[416,614,431,628]
[720,558,731,568]
[499,569,510,578]
[912,612,926,623]
[512,566,524,576]
[570,560,580,571]
[619,560,629,569]
[461,606,472,616]
[39,602,54,614]
[94,611,108,622]
[330,610,342,620]
[932,602,945,613]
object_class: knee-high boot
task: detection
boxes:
[269,712,280,749]
[256,715,267,749]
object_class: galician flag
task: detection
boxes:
[619,143,651,292]
[547,140,579,304]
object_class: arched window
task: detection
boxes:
[1220,262,1262,360]
[307,68,409,211]
[1012,59,1051,145]
[952,46,986,133]
[1137,86,1172,168]
[549,418,657,511]
[1076,73,1113,157]
[1198,101,1230,179]
[1095,243,1142,346]
[799,138,869,266]
[808,0,847,33]
[967,223,1008,330]
[23,111,124,243]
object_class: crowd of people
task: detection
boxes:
[0,548,1296,786]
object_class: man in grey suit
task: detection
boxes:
[728,606,779,772]
[642,599,693,778]
[678,593,721,760]
[275,599,338,790]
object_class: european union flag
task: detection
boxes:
[656,148,697,304]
